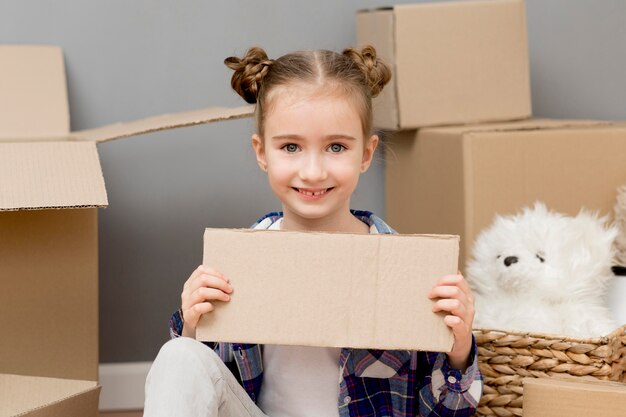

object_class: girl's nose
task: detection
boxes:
[299,154,327,182]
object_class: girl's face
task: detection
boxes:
[252,86,378,231]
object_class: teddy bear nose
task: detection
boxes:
[504,256,519,267]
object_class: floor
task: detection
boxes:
[100,412,142,417]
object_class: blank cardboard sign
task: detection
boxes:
[197,228,458,352]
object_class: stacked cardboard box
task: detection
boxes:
[357,0,531,130]
[0,44,252,415]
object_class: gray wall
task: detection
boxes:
[2,0,625,363]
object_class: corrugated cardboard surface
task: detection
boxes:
[523,377,626,417]
[0,142,107,211]
[0,45,69,139]
[0,209,99,381]
[385,120,626,267]
[357,0,531,129]
[0,374,99,417]
[197,229,458,351]
[69,104,254,143]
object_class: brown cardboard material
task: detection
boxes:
[197,228,458,352]
[0,374,100,417]
[522,377,626,417]
[356,0,531,129]
[385,119,626,267]
[0,43,253,386]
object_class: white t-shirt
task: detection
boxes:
[257,218,341,417]
[257,345,341,417]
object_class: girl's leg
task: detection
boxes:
[144,337,266,417]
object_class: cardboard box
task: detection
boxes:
[356,0,531,129]
[197,228,458,351]
[0,44,253,382]
[523,377,626,417]
[385,119,626,267]
[0,373,100,417]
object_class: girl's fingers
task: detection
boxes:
[185,287,231,310]
[428,285,465,300]
[436,274,471,292]
[444,314,463,328]
[183,302,215,328]
[183,265,229,291]
[432,274,474,304]
[184,273,232,300]
[432,298,466,318]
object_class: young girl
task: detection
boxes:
[144,46,482,417]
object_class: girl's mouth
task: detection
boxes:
[293,187,334,197]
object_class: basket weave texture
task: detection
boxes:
[473,324,626,417]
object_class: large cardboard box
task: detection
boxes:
[522,377,626,417]
[197,228,458,351]
[356,0,531,129]
[0,45,252,385]
[0,374,100,417]
[385,119,626,267]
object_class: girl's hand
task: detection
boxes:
[428,273,475,371]
[180,265,233,338]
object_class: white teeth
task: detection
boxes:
[300,189,327,196]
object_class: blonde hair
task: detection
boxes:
[224,46,391,137]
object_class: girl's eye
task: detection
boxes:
[329,143,346,153]
[536,252,545,263]
[282,143,300,153]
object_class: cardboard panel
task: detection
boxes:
[385,120,626,268]
[197,228,457,351]
[0,209,99,381]
[0,45,69,139]
[69,104,254,143]
[0,374,99,417]
[0,142,107,211]
[357,0,531,129]
[523,377,626,417]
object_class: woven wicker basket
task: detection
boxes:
[473,324,626,417]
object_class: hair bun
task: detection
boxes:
[342,45,391,98]
[224,47,274,104]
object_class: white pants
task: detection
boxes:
[144,337,268,417]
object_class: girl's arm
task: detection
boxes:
[415,273,483,415]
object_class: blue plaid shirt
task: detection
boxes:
[170,211,482,416]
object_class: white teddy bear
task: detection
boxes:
[467,202,618,338]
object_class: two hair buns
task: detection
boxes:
[224,46,391,104]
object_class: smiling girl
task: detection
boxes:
[144,46,482,417]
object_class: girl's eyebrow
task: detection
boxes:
[271,134,357,141]
[271,135,304,141]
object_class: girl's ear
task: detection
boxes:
[251,134,268,172]
[361,134,379,173]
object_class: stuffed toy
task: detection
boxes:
[467,202,618,337]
